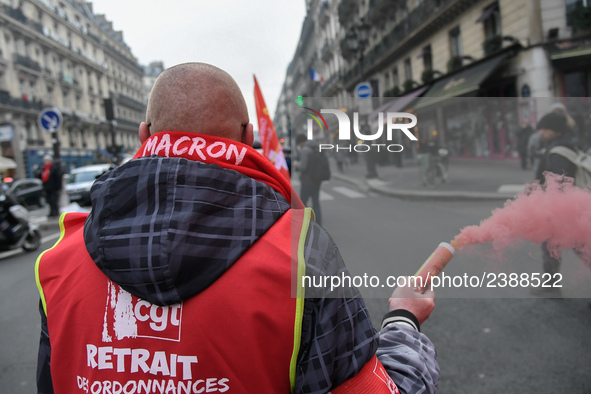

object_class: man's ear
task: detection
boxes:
[241,123,254,147]
[139,122,151,144]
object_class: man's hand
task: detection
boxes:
[388,277,435,326]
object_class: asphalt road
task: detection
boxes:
[1,180,590,393]
[318,178,591,393]
[0,235,56,394]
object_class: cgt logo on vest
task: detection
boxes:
[102,282,183,342]
[304,108,417,153]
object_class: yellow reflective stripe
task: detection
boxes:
[35,213,68,315]
[289,208,312,392]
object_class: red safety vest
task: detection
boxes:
[36,209,398,393]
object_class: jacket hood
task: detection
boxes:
[83,156,291,306]
[547,132,576,151]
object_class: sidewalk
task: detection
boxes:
[331,157,536,201]
[30,157,534,229]
[29,202,88,230]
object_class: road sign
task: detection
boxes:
[38,107,63,132]
[355,82,373,98]
[0,125,13,141]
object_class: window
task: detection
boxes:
[391,67,398,87]
[564,70,590,97]
[567,0,590,26]
[477,2,501,39]
[404,58,412,81]
[449,27,462,57]
[422,45,433,70]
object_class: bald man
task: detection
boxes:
[36,63,438,393]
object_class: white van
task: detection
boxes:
[65,164,112,206]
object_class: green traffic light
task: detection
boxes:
[295,95,304,106]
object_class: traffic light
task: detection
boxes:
[295,95,304,106]
[103,99,114,121]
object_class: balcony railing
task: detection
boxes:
[338,0,357,28]
[0,90,44,111]
[318,1,330,26]
[321,40,333,60]
[117,94,145,111]
[343,0,476,89]
[2,4,27,24]
[367,0,406,24]
[1,4,44,34]
[14,54,42,73]
[482,35,518,56]
[103,42,144,74]
[115,118,141,129]
[321,72,342,96]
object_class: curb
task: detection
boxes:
[332,173,517,202]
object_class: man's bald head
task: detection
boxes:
[145,63,250,142]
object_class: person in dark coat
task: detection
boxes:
[41,155,62,217]
[533,112,577,297]
[517,121,533,169]
[295,133,323,226]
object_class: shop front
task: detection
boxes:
[412,49,520,160]
[25,148,96,178]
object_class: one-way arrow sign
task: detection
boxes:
[38,108,63,132]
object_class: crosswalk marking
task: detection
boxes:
[497,184,527,194]
[291,180,368,202]
[332,186,366,199]
[319,190,335,201]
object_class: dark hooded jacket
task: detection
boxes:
[37,153,439,393]
[536,132,578,183]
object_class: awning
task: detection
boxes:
[413,53,507,109]
[548,39,591,68]
[369,85,430,125]
[0,156,17,171]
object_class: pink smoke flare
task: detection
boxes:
[452,173,591,264]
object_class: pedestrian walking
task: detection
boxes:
[36,63,439,393]
[517,121,533,170]
[40,155,62,217]
[532,112,578,297]
[527,131,544,178]
[295,133,327,226]
[549,102,582,149]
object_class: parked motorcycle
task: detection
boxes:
[0,190,42,252]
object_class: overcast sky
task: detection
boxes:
[89,0,307,128]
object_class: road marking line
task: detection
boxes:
[367,179,390,187]
[497,184,527,193]
[332,186,366,199]
[319,191,334,201]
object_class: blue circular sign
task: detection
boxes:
[355,82,373,98]
[38,108,63,132]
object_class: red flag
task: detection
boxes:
[253,75,290,181]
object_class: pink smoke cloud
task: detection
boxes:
[452,173,591,265]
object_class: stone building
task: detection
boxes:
[142,60,164,104]
[0,0,145,178]
[276,0,591,159]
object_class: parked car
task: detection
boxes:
[65,164,112,206]
[6,178,46,209]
